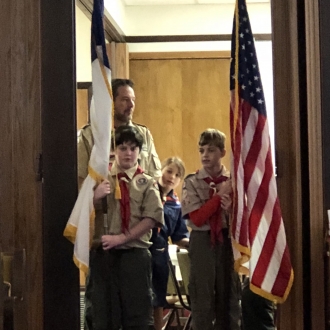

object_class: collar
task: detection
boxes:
[196,166,230,180]
[110,162,139,180]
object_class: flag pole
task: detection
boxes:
[102,197,108,235]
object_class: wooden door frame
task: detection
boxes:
[41,1,80,329]
[272,0,329,329]
[44,0,328,329]
[318,0,330,328]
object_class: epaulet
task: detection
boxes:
[184,172,196,180]
[132,121,148,129]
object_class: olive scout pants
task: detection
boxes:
[241,277,276,330]
[189,230,242,330]
[85,247,153,330]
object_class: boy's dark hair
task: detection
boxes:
[111,79,134,99]
[199,128,226,151]
[112,125,143,151]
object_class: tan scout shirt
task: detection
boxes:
[77,122,162,181]
[93,163,164,249]
[181,166,230,231]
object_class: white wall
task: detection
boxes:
[124,3,271,36]
[76,6,92,82]
[104,0,127,35]
[75,2,275,159]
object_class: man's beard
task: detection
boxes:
[114,111,132,124]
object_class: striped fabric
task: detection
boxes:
[63,0,112,273]
[230,0,293,303]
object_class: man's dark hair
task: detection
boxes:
[111,125,143,151]
[111,79,134,99]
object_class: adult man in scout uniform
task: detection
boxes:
[77,78,161,188]
[80,79,161,329]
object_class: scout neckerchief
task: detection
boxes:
[110,163,144,233]
[200,172,228,245]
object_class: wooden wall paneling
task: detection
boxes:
[131,58,184,160]
[130,52,231,198]
[41,0,80,329]
[106,42,117,77]
[77,89,89,129]
[181,58,231,173]
[130,51,231,60]
[115,43,129,78]
[272,0,304,329]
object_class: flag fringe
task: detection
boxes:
[73,254,89,275]
[63,223,77,244]
[250,269,294,304]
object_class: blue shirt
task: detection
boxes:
[150,187,189,250]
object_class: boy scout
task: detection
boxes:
[77,78,161,186]
[181,128,241,330]
[90,125,164,330]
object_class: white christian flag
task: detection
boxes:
[63,0,112,274]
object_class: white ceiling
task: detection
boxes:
[122,0,269,5]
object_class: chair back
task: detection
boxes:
[176,251,190,296]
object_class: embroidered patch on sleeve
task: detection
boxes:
[182,187,189,204]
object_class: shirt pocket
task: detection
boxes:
[195,186,210,203]
[130,189,145,214]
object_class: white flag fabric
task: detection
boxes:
[64,0,112,274]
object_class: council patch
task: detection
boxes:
[137,177,148,185]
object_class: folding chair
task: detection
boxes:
[163,270,182,330]
[168,251,192,330]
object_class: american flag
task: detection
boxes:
[63,0,113,273]
[230,0,293,303]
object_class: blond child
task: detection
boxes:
[149,157,189,330]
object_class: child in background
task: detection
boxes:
[181,128,241,330]
[150,157,189,330]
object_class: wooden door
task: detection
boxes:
[0,1,79,329]
[130,52,231,195]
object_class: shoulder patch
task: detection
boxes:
[181,186,189,204]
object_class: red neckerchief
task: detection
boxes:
[116,165,144,233]
[202,174,228,245]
